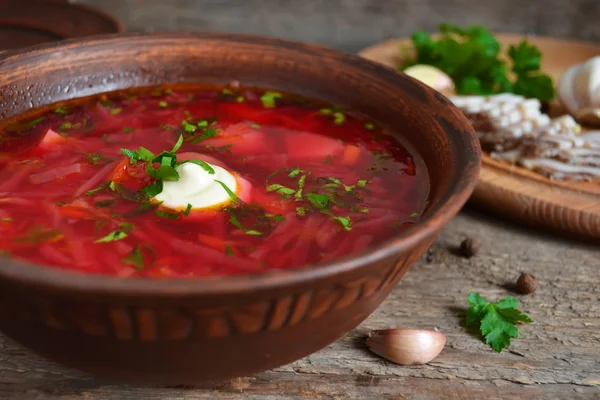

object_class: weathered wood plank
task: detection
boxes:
[0,209,598,399]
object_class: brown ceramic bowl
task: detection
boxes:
[0,32,480,384]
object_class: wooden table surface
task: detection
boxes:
[1,1,599,399]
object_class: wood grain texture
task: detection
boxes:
[0,209,598,399]
[359,35,600,241]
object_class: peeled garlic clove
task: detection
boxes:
[366,328,446,366]
[403,65,454,93]
[558,56,600,126]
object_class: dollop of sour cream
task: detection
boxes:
[154,162,237,210]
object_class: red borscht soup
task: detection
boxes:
[0,85,429,278]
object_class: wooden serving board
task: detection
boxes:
[359,34,600,241]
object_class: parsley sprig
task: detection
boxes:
[120,134,214,198]
[466,292,533,352]
[401,23,555,101]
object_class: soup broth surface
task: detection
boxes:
[0,85,429,278]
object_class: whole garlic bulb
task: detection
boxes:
[558,56,600,126]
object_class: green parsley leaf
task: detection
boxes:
[288,167,301,178]
[121,146,155,164]
[25,117,46,128]
[260,91,282,108]
[123,126,134,133]
[332,216,352,231]
[320,108,333,115]
[143,180,163,197]
[54,106,68,115]
[59,122,72,130]
[85,185,105,196]
[214,179,242,204]
[184,203,192,216]
[266,184,296,196]
[333,112,345,125]
[122,244,155,270]
[159,101,168,108]
[364,122,375,130]
[109,181,117,191]
[182,120,197,132]
[155,210,180,220]
[178,159,215,175]
[245,230,263,236]
[110,108,122,115]
[306,193,329,209]
[401,24,554,101]
[225,244,235,256]
[95,222,133,243]
[410,212,420,217]
[466,292,533,352]
[171,134,184,153]
[222,88,233,95]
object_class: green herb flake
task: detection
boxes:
[266,184,296,196]
[236,96,245,103]
[122,126,134,133]
[197,120,209,128]
[183,203,193,216]
[59,122,72,130]
[246,230,263,236]
[143,180,163,197]
[320,108,333,115]
[25,117,46,128]
[410,212,420,217]
[109,181,117,191]
[159,101,168,108]
[332,216,352,231]
[225,244,235,256]
[466,292,533,353]
[155,210,180,220]
[249,123,261,129]
[85,185,105,196]
[171,134,184,153]
[95,222,133,243]
[182,120,197,133]
[122,245,155,270]
[222,89,234,95]
[54,106,68,116]
[215,179,242,204]
[306,193,329,209]
[296,207,307,216]
[179,159,215,175]
[260,91,282,108]
[333,112,346,125]
[110,108,122,115]
[365,122,375,130]
[288,168,301,178]
[356,179,369,188]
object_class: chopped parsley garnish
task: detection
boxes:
[178,159,215,175]
[54,106,68,115]
[142,180,163,197]
[59,122,72,130]
[332,216,352,231]
[25,117,46,128]
[410,212,420,217]
[94,199,116,208]
[109,181,117,191]
[215,180,242,204]
[85,185,106,196]
[122,244,155,270]
[224,244,235,256]
[260,91,282,108]
[95,222,133,243]
[86,152,111,166]
[364,122,375,130]
[184,203,193,216]
[333,112,345,125]
[109,108,122,115]
[249,123,261,129]
[159,101,168,108]
[182,120,197,133]
[155,210,180,220]
[16,225,62,244]
[222,89,233,95]
[228,214,263,236]
[123,127,134,133]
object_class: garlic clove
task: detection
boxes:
[403,65,454,93]
[366,328,446,366]
[558,56,600,126]
[559,65,582,115]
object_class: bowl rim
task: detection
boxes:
[0,32,481,296]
